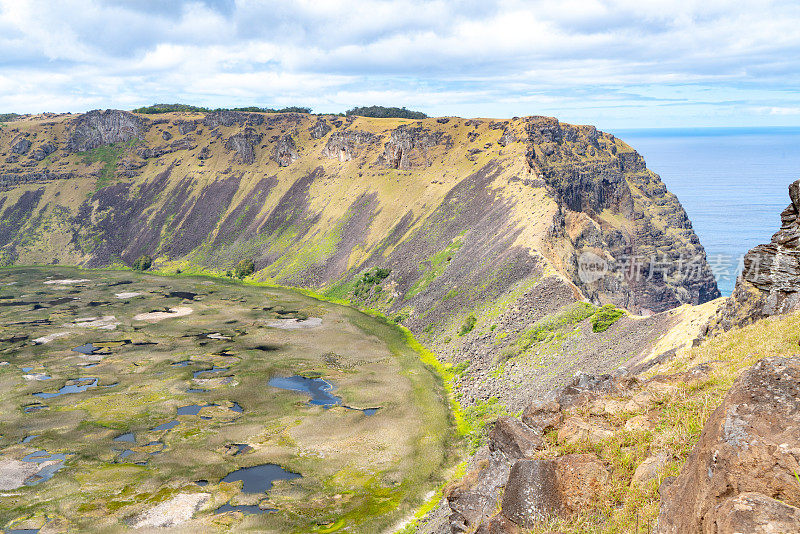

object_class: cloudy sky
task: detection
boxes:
[1,0,799,128]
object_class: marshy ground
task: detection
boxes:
[0,267,453,533]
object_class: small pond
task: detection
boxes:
[34,378,98,399]
[269,375,379,415]
[268,376,340,406]
[21,451,69,485]
[220,463,301,494]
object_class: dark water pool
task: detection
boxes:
[269,375,379,415]
[193,366,229,378]
[177,403,212,416]
[268,376,340,406]
[34,378,98,399]
[151,420,180,431]
[220,463,301,494]
[21,450,68,485]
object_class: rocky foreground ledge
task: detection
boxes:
[417,316,800,533]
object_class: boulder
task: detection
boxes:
[447,446,512,532]
[488,416,544,459]
[623,414,654,432]
[501,460,561,528]
[499,454,610,529]
[655,357,800,533]
[556,453,609,514]
[631,452,669,486]
[557,417,613,445]
[475,513,520,534]
[704,492,800,534]
[521,399,563,431]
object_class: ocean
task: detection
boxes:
[611,127,800,296]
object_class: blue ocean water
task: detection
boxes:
[611,127,800,296]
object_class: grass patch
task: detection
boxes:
[458,314,476,336]
[591,304,626,333]
[79,141,137,191]
[518,302,597,350]
[462,397,508,452]
[406,236,463,299]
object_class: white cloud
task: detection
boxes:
[0,0,799,127]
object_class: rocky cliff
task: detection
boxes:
[0,109,720,412]
[707,179,800,333]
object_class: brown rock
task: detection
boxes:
[501,460,561,528]
[522,399,563,431]
[557,416,613,445]
[488,416,544,459]
[475,513,520,534]
[447,446,512,532]
[499,454,609,528]
[555,453,609,514]
[704,492,800,534]
[655,357,800,533]
[624,414,654,432]
[631,452,669,486]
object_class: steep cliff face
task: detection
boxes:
[0,109,719,409]
[707,179,800,332]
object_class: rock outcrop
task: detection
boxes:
[310,117,332,139]
[66,109,144,152]
[523,116,720,313]
[31,142,56,161]
[322,130,377,161]
[440,372,630,532]
[225,129,262,165]
[272,133,298,166]
[10,137,31,155]
[708,178,800,332]
[380,124,447,169]
[655,357,800,533]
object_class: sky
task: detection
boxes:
[1,0,799,129]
